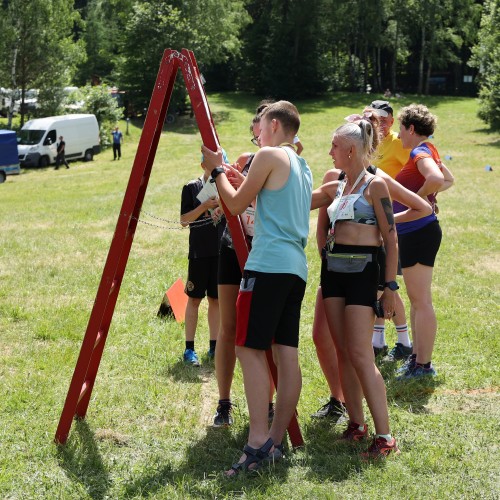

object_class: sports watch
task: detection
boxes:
[384,281,399,291]
[210,166,225,183]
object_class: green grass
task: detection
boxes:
[1,92,499,499]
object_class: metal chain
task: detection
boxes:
[133,210,225,231]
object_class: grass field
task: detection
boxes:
[1,92,499,499]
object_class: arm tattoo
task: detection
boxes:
[380,197,395,232]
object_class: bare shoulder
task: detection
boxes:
[322,168,341,183]
[367,175,390,198]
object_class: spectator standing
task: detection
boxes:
[55,136,69,169]
[112,126,123,160]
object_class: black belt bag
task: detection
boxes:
[326,252,373,273]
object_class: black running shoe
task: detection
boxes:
[212,401,234,427]
[383,343,413,362]
[373,345,389,358]
[311,397,346,422]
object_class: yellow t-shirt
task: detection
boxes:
[373,130,411,179]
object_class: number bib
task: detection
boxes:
[328,193,361,223]
[241,206,255,236]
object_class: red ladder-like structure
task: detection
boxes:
[55,48,303,447]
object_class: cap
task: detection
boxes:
[201,147,229,164]
[370,100,393,117]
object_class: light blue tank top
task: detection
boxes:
[245,147,313,282]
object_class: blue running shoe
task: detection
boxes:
[207,348,215,360]
[397,364,437,380]
[183,348,200,367]
[396,354,417,374]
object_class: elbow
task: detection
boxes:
[422,202,433,216]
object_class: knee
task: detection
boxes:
[348,345,373,370]
[188,297,203,308]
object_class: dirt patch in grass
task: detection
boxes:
[428,387,500,415]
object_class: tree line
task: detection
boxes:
[0,0,498,130]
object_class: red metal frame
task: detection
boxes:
[54,49,303,448]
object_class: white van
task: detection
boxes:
[17,114,101,167]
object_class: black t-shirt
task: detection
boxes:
[57,140,65,154]
[180,177,226,259]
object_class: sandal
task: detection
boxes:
[225,438,277,477]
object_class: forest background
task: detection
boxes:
[0,0,499,131]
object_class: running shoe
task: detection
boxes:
[362,436,400,460]
[383,343,413,362]
[183,348,200,367]
[207,348,215,360]
[397,364,437,380]
[373,345,388,358]
[396,354,417,374]
[340,421,369,441]
[311,397,346,422]
[212,401,234,427]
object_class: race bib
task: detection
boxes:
[336,194,361,220]
[327,194,361,223]
[241,206,255,236]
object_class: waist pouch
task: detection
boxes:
[326,252,373,273]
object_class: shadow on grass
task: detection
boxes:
[56,419,111,500]
[380,360,443,414]
[299,419,371,481]
[163,358,214,383]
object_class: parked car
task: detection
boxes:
[17,114,101,167]
[0,130,21,183]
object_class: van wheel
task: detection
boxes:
[84,149,94,162]
[39,156,49,167]
[0,171,6,183]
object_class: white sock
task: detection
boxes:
[396,324,412,347]
[372,325,386,348]
[376,433,392,442]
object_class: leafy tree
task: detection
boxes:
[117,0,250,113]
[470,0,500,130]
[238,0,334,98]
[0,0,85,126]
[74,0,133,85]
[80,84,124,146]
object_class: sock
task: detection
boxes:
[186,341,195,351]
[376,433,392,442]
[209,339,216,351]
[351,421,365,431]
[372,325,386,348]
[219,398,231,405]
[422,362,431,369]
[396,324,412,347]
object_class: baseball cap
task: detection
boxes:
[370,100,393,117]
[201,147,229,164]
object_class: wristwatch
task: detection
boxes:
[210,166,225,183]
[384,281,399,291]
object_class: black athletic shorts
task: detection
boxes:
[218,244,242,285]
[399,220,442,268]
[320,244,380,306]
[236,271,306,350]
[185,256,219,299]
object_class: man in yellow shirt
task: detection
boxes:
[369,100,410,179]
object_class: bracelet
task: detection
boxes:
[210,166,225,183]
